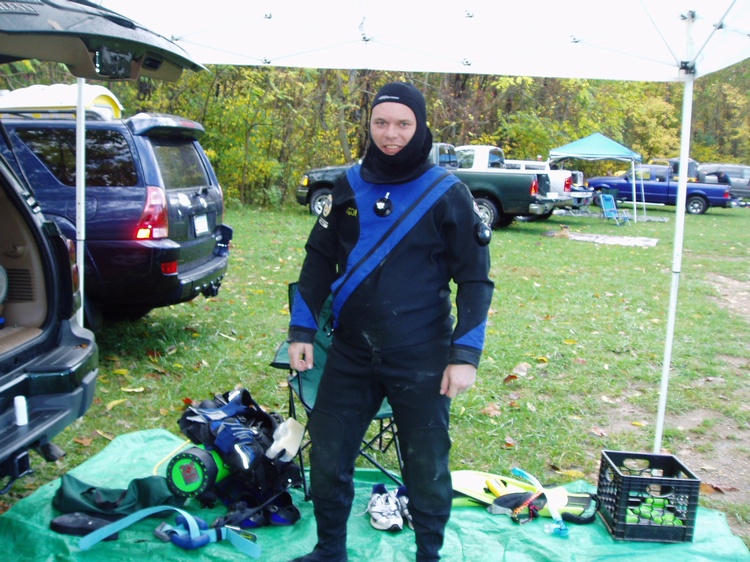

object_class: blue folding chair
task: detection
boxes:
[599,193,631,226]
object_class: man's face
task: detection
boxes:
[370,102,417,156]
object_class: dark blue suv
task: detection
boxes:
[0,107,232,327]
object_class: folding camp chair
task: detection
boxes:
[271,283,403,500]
[599,193,631,226]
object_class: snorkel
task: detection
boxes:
[511,467,569,538]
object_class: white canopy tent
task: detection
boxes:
[100,0,750,453]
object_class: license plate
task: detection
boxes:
[193,214,209,235]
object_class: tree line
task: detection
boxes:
[2,60,749,207]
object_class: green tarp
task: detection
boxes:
[1,429,747,561]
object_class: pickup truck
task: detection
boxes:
[504,159,572,195]
[586,164,737,214]
[296,143,560,229]
[451,145,559,227]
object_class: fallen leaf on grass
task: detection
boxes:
[74,436,93,447]
[591,426,607,437]
[700,482,738,495]
[512,362,530,376]
[573,357,587,365]
[121,387,144,393]
[504,437,516,448]
[106,398,127,410]
[556,468,586,479]
[480,403,502,417]
[503,374,518,384]
[95,430,114,441]
[112,368,129,376]
[563,339,578,345]
[631,421,647,427]
[508,400,520,409]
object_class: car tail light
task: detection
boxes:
[530,178,539,196]
[564,176,572,192]
[135,186,169,239]
[161,261,178,275]
[66,238,80,293]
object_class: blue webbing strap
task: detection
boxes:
[78,504,261,558]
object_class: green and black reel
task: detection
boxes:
[166,445,232,498]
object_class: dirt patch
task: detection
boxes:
[707,273,750,325]
[602,273,750,544]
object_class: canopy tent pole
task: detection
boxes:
[653,70,695,454]
[75,77,86,327]
[630,160,637,222]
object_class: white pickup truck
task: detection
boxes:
[456,146,576,214]
[504,159,573,196]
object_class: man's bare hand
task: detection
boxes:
[439,364,476,398]
[288,342,314,372]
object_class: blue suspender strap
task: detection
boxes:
[332,168,457,317]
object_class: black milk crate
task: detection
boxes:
[597,450,700,543]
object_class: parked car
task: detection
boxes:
[0,86,233,327]
[586,164,736,214]
[0,149,98,491]
[697,163,750,200]
[650,157,700,182]
[0,0,205,494]
[504,159,573,196]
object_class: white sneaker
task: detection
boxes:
[391,485,414,530]
[367,483,403,532]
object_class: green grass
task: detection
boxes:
[4,203,750,545]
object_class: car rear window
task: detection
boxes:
[456,149,475,169]
[150,138,210,189]
[15,128,137,187]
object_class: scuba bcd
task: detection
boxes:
[166,388,304,527]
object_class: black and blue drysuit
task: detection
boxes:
[288,162,494,561]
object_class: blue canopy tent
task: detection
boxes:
[549,133,644,221]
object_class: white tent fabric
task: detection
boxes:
[100,0,750,453]
[100,1,750,82]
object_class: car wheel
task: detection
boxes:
[496,214,516,228]
[474,197,499,229]
[686,195,708,214]
[309,188,332,215]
